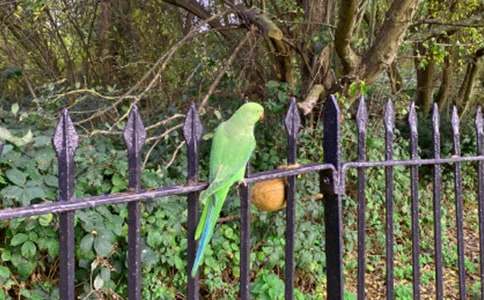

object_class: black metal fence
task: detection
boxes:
[1,95,484,300]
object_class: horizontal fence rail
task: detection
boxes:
[0,95,484,299]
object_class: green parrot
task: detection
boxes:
[191,102,264,277]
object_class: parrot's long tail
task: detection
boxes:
[191,187,230,277]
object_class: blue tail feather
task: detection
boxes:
[191,208,213,277]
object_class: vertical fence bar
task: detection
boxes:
[52,109,79,300]
[239,168,251,300]
[284,97,301,300]
[476,107,484,299]
[123,106,146,300]
[384,100,395,300]
[183,104,203,299]
[322,95,343,300]
[408,103,420,300]
[356,97,368,300]
[432,104,444,300]
[451,106,466,299]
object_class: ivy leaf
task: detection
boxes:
[94,234,113,257]
[0,266,11,283]
[21,241,36,258]
[11,233,28,246]
[38,213,53,226]
[147,231,162,248]
[80,234,94,254]
[6,168,26,186]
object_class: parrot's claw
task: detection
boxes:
[238,180,249,187]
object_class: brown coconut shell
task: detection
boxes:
[251,178,285,212]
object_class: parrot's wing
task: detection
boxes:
[191,123,255,276]
[200,122,256,204]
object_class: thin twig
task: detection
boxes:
[75,11,229,126]
[165,141,186,169]
[199,30,253,110]
[142,123,183,168]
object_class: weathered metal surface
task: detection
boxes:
[476,106,484,299]
[52,109,79,300]
[284,97,301,300]
[184,103,202,300]
[384,100,394,300]
[452,106,466,299]
[408,102,421,300]
[432,104,443,300]
[356,96,367,300]
[322,95,343,300]
[123,105,146,300]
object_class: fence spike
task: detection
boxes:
[285,97,301,138]
[53,109,79,158]
[431,103,443,299]
[52,108,78,300]
[476,107,483,135]
[451,106,460,137]
[475,106,484,299]
[356,95,367,300]
[123,105,146,154]
[408,101,421,300]
[184,103,203,146]
[322,94,344,299]
[184,103,202,299]
[384,99,395,300]
[123,105,146,300]
[432,104,440,140]
[451,104,466,299]
[408,102,418,135]
[356,96,368,133]
[384,100,395,133]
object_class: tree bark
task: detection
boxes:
[435,53,454,111]
[414,42,436,114]
[359,0,420,84]
[334,0,360,74]
[459,48,484,115]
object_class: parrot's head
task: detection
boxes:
[236,102,264,124]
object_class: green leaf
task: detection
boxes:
[38,213,53,226]
[147,231,162,247]
[21,241,36,258]
[0,266,11,281]
[11,233,28,246]
[6,168,26,186]
[94,235,112,257]
[11,255,35,279]
[80,234,94,254]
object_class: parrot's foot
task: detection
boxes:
[277,163,302,170]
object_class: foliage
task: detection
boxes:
[0,0,483,298]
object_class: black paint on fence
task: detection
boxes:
[1,95,484,300]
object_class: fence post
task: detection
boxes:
[183,103,202,299]
[123,105,146,300]
[321,95,343,300]
[52,109,79,300]
[284,97,301,300]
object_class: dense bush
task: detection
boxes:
[1,81,483,299]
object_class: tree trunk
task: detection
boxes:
[414,42,436,114]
